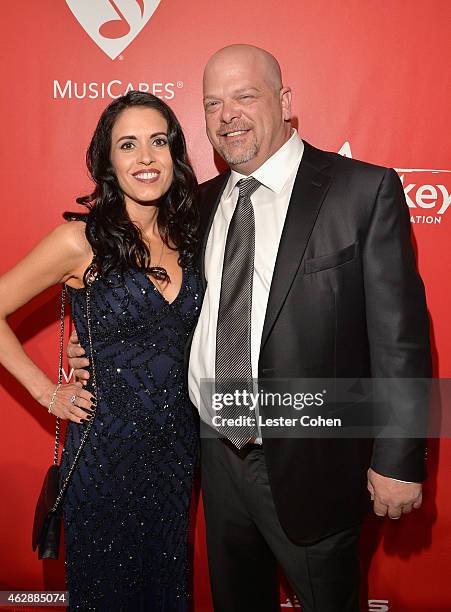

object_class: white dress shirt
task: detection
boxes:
[188,130,304,429]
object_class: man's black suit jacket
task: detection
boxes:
[193,141,431,544]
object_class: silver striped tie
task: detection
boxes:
[215,177,261,448]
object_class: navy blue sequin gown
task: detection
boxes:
[60,266,201,611]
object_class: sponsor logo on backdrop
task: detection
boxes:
[368,602,389,612]
[280,596,389,610]
[66,0,160,60]
[398,170,450,224]
[53,79,180,101]
[339,142,451,224]
[62,368,74,383]
[56,2,179,101]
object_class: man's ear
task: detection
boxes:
[280,87,292,121]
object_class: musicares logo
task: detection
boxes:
[66,0,161,60]
[339,142,451,225]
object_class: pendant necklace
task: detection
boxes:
[148,240,171,283]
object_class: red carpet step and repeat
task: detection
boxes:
[1,1,450,610]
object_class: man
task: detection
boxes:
[69,45,431,611]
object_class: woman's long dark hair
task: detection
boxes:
[64,91,199,283]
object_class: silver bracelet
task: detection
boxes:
[48,383,62,414]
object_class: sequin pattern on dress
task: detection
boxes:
[60,266,201,611]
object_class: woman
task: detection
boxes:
[0,91,201,610]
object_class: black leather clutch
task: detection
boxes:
[32,464,62,559]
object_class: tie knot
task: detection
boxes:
[237,177,261,199]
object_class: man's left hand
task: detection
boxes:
[367,468,422,519]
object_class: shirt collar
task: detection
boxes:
[223,129,304,199]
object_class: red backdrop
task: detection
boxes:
[1,1,450,610]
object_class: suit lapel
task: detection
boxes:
[260,143,332,349]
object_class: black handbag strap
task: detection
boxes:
[50,263,99,512]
